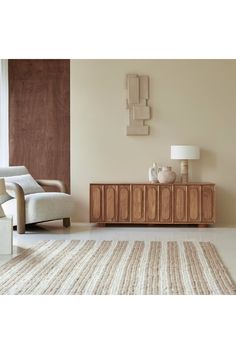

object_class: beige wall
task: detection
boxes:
[71,60,236,226]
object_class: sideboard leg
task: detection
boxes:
[98,223,106,227]
[198,224,208,228]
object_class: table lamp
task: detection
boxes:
[0,178,9,217]
[171,145,200,183]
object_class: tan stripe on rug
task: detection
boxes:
[0,241,235,295]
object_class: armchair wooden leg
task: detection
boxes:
[16,189,26,234]
[63,218,71,228]
[17,222,25,234]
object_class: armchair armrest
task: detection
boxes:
[36,179,68,193]
[5,182,26,234]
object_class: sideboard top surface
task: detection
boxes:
[90,182,215,186]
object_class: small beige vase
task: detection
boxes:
[158,166,176,183]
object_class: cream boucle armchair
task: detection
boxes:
[0,166,74,234]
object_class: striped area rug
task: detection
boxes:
[0,240,235,295]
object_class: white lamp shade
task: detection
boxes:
[171,145,200,160]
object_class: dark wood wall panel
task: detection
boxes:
[8,59,70,191]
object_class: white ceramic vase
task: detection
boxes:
[148,162,159,183]
[158,166,176,184]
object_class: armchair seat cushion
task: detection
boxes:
[2,192,74,226]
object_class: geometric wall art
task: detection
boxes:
[126,74,151,136]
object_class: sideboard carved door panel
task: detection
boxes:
[131,185,145,222]
[89,183,215,226]
[159,185,172,223]
[201,185,215,223]
[104,185,117,222]
[118,185,130,222]
[187,185,201,223]
[90,185,104,222]
[145,185,159,222]
[173,185,187,223]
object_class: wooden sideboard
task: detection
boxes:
[90,183,216,226]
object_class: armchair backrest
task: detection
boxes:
[0,166,29,177]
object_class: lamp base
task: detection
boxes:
[180,160,188,183]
